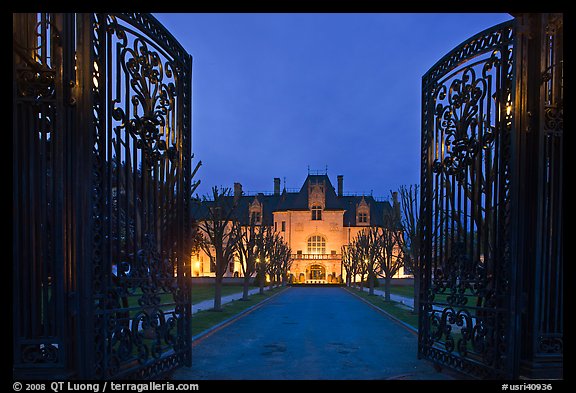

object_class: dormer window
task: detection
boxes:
[251,211,261,224]
[356,197,370,226]
[249,197,263,225]
[311,205,322,221]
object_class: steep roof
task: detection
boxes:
[192,174,396,228]
[276,174,344,211]
[340,195,393,227]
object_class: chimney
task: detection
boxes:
[392,191,400,220]
[234,182,243,199]
[274,177,281,195]
[337,175,343,197]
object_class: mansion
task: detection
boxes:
[191,172,406,284]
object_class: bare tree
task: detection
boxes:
[350,244,363,287]
[266,233,280,291]
[278,241,292,286]
[198,186,239,311]
[233,218,261,301]
[355,245,368,292]
[375,211,404,301]
[341,244,355,287]
[353,228,381,295]
[399,184,422,313]
[268,233,291,288]
[255,225,274,295]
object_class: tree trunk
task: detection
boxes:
[368,271,375,295]
[259,269,265,295]
[384,276,391,302]
[242,274,250,301]
[214,275,223,311]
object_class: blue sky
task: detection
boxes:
[154,13,513,199]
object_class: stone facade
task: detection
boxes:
[191,172,406,283]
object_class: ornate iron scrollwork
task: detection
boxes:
[13,12,192,380]
[90,13,191,379]
[15,68,56,100]
[13,18,59,101]
[431,55,503,180]
[21,343,59,364]
[420,20,515,379]
[112,36,179,168]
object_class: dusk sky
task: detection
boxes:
[154,13,513,200]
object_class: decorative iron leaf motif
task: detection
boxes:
[112,37,179,168]
[15,69,56,100]
[432,65,496,180]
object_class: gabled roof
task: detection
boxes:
[192,174,396,228]
[340,195,393,227]
[276,174,344,211]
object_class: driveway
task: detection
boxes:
[173,286,456,380]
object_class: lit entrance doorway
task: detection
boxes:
[307,264,326,284]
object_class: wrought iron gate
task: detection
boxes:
[13,13,193,379]
[419,20,516,378]
[419,15,563,379]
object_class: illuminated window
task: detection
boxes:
[311,205,322,221]
[307,235,326,254]
[310,264,326,280]
[251,211,261,224]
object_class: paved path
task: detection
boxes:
[174,286,456,380]
[358,286,415,309]
[192,287,269,314]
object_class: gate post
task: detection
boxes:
[510,13,563,379]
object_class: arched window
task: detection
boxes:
[311,205,322,220]
[307,235,326,254]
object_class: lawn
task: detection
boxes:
[380,284,474,305]
[350,283,416,299]
[190,284,246,304]
[387,284,415,298]
[122,283,247,309]
[347,287,419,329]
